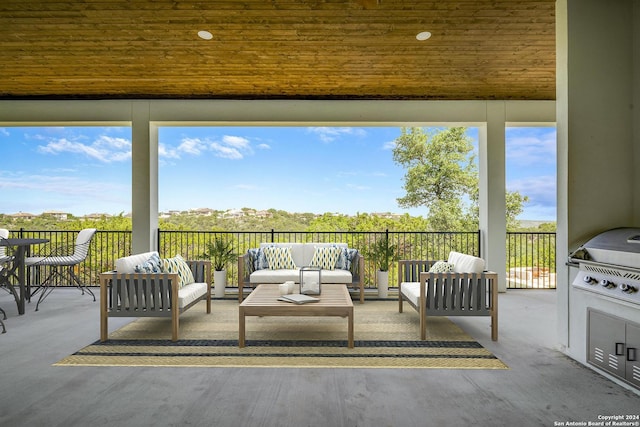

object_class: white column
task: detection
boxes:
[479,102,507,292]
[131,101,158,253]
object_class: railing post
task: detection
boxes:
[271,228,275,243]
[477,229,482,258]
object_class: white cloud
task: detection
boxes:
[257,143,271,150]
[208,135,254,159]
[178,137,206,155]
[346,183,371,191]
[0,128,9,137]
[383,140,396,150]
[36,134,131,163]
[307,127,367,143]
[159,143,180,159]
[508,175,557,206]
[506,129,556,166]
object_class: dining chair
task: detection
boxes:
[25,228,97,311]
[0,228,11,332]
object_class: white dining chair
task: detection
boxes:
[25,228,97,311]
[0,228,11,332]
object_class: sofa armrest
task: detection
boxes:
[349,253,365,304]
[418,270,498,341]
[238,254,250,302]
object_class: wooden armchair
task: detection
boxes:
[398,258,498,341]
[100,258,211,342]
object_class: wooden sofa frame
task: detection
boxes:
[100,260,211,342]
[238,252,365,304]
[398,260,498,341]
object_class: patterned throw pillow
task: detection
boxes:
[263,246,297,270]
[335,247,350,270]
[429,260,454,273]
[309,246,342,271]
[134,253,163,273]
[162,254,195,288]
[247,248,268,272]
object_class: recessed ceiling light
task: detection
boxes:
[416,31,432,41]
[198,30,213,40]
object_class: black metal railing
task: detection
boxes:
[506,232,556,289]
[158,229,481,290]
[7,228,555,290]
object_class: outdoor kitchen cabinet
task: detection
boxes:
[588,309,640,389]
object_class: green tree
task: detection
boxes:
[392,127,476,230]
[392,126,529,231]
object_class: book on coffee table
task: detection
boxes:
[277,294,319,304]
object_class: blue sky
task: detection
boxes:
[0,125,556,221]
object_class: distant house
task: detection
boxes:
[10,212,37,220]
[82,213,112,220]
[189,208,215,216]
[42,210,71,220]
[254,210,272,219]
[223,209,245,219]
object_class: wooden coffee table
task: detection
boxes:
[239,283,354,348]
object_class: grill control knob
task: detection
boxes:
[600,279,615,289]
[620,284,638,293]
[583,275,597,285]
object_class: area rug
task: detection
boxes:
[55,300,507,369]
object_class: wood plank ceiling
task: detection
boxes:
[0,0,556,101]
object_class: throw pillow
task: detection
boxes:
[134,252,163,273]
[309,246,342,271]
[162,254,195,288]
[335,247,348,270]
[247,248,268,272]
[429,260,454,273]
[263,246,297,270]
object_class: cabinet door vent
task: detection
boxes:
[608,354,619,370]
[594,347,604,363]
[633,366,640,382]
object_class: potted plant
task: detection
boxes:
[369,235,397,298]
[203,238,238,298]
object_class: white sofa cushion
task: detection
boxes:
[115,251,159,274]
[178,282,208,309]
[447,251,485,273]
[250,268,352,284]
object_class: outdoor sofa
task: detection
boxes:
[100,251,211,341]
[238,242,365,303]
[398,251,498,341]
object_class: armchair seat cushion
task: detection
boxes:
[178,282,209,309]
[399,281,421,307]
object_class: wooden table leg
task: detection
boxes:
[239,307,246,348]
[347,307,354,348]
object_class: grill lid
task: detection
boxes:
[571,227,640,268]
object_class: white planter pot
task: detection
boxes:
[213,270,227,298]
[377,270,389,298]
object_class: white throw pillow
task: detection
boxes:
[447,251,485,273]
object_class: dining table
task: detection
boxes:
[0,238,49,315]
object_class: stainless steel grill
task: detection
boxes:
[569,227,640,306]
